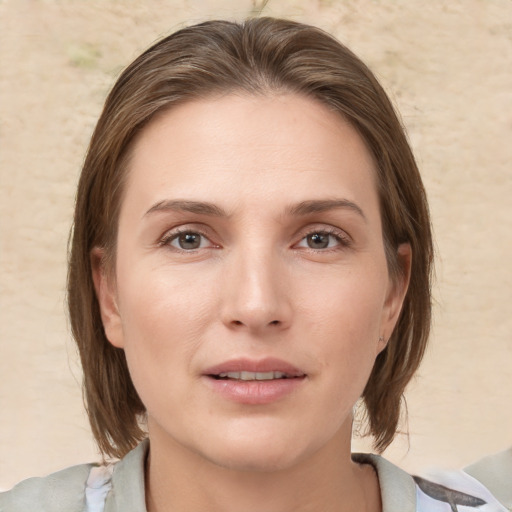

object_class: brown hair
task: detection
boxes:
[68,17,433,459]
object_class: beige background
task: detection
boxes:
[1,0,511,490]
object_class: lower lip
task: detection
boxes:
[203,376,306,405]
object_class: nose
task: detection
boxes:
[220,248,292,334]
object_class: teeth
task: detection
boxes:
[217,371,289,381]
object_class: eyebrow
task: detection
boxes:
[286,199,367,221]
[144,198,366,221]
[144,200,228,218]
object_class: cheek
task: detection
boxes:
[298,265,387,387]
[114,261,218,388]
[299,264,386,339]
[118,258,215,334]
[114,270,219,429]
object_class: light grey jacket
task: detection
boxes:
[465,447,512,510]
[0,440,505,512]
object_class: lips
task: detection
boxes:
[202,358,306,404]
[203,358,306,379]
[215,370,292,381]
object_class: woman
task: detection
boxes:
[0,17,504,512]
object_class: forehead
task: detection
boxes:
[122,93,379,219]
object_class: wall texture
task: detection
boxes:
[1,0,511,489]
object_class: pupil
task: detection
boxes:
[179,233,200,250]
[308,233,329,249]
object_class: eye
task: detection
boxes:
[164,230,213,251]
[296,230,349,250]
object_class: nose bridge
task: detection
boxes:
[222,240,291,332]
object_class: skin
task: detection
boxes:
[93,93,411,512]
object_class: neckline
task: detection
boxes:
[107,442,417,512]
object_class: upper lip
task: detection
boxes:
[203,358,306,377]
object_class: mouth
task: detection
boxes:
[211,371,303,381]
[203,358,306,404]
[204,358,306,380]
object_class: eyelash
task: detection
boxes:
[295,227,352,251]
[158,227,216,251]
[158,226,352,252]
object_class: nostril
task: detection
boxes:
[227,318,284,329]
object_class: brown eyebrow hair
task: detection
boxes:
[144,198,366,221]
[286,199,367,221]
[144,199,228,218]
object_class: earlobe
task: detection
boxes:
[379,243,412,349]
[90,247,125,348]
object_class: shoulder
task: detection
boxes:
[0,463,95,512]
[413,467,508,512]
[353,453,508,512]
[464,447,512,510]
[0,440,148,512]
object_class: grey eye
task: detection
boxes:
[173,232,203,250]
[306,233,330,249]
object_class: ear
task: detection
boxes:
[90,247,125,348]
[377,243,412,353]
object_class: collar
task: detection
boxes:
[353,453,417,512]
[104,441,417,512]
[104,439,148,512]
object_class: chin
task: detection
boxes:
[208,449,300,473]
[197,431,315,473]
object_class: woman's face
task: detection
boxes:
[95,93,409,471]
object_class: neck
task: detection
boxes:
[145,423,381,512]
